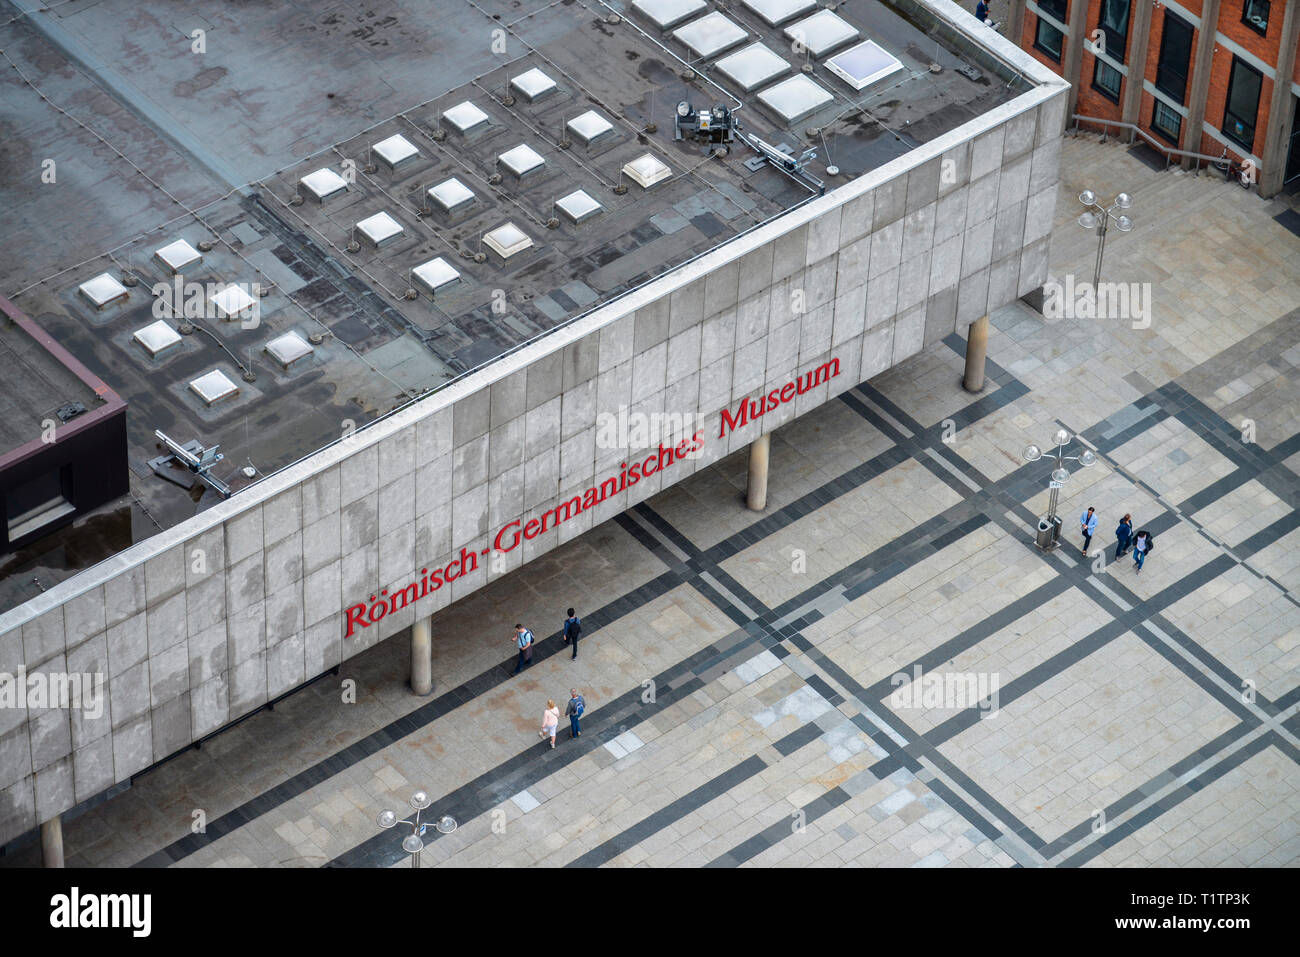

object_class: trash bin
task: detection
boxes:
[1035,518,1054,548]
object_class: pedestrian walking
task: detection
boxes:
[511,623,534,674]
[563,607,582,661]
[975,0,990,22]
[539,698,560,748]
[1131,530,1154,572]
[1114,513,1133,559]
[1080,506,1098,555]
[565,688,585,739]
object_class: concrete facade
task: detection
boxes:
[0,5,1069,847]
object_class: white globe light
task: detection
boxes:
[377,810,398,829]
[1023,444,1042,462]
[1079,450,1097,467]
[1079,189,1097,207]
[410,790,431,810]
[402,834,424,854]
[1053,429,1071,446]
[1114,192,1132,209]
[1078,211,1099,230]
[1115,214,1134,232]
[1052,467,1070,484]
[436,815,459,834]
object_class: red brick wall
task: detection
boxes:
[1017,0,1290,168]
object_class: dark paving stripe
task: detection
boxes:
[567,754,769,868]
[1234,510,1300,561]
[706,785,853,867]
[135,562,684,867]
[1056,732,1276,867]
[1038,723,1257,859]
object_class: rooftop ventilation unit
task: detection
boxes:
[132,320,183,358]
[631,0,707,30]
[757,74,833,123]
[567,111,615,147]
[510,68,558,103]
[442,101,490,135]
[78,272,130,310]
[740,0,817,27]
[784,9,859,57]
[372,134,419,170]
[715,42,792,92]
[300,168,350,203]
[483,222,534,259]
[264,331,315,370]
[498,144,546,179]
[154,239,203,275]
[412,257,462,296]
[824,39,904,91]
[674,101,737,143]
[356,211,405,248]
[672,12,748,59]
[188,369,240,406]
[623,154,673,188]
[210,284,257,321]
[555,189,604,224]
[428,177,476,215]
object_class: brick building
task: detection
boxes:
[1002,1,1300,195]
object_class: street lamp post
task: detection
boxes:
[1077,189,1134,290]
[1023,429,1097,548]
[377,791,458,868]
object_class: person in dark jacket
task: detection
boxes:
[976,0,990,21]
[1131,530,1154,572]
[1114,514,1133,559]
[562,608,581,660]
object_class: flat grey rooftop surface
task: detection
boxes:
[0,0,1021,608]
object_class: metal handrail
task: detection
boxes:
[1070,113,1260,176]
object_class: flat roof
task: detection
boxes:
[0,0,1031,610]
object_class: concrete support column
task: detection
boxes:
[1258,0,1300,197]
[410,617,433,696]
[1181,0,1221,170]
[746,433,770,512]
[1005,0,1027,45]
[1062,0,1092,123]
[963,315,990,393]
[1120,1,1156,140]
[41,816,64,868]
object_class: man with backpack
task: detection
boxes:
[1131,530,1154,572]
[565,688,585,738]
[563,607,582,660]
[511,623,534,674]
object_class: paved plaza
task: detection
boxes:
[3,135,1297,868]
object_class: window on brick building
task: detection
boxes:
[1039,0,1067,20]
[1151,100,1182,144]
[1242,0,1269,36]
[1154,11,1193,104]
[1097,0,1131,63]
[1092,58,1123,102]
[1035,21,1064,61]
[1223,57,1262,152]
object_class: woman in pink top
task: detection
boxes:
[539,699,560,748]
